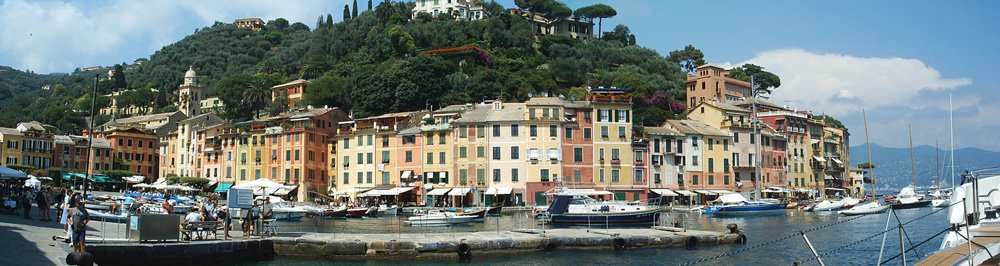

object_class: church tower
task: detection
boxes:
[177,66,202,117]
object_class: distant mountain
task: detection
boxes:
[849,143,1000,189]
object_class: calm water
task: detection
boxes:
[240,207,950,266]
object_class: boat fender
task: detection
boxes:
[66,251,94,266]
[544,242,556,252]
[457,243,472,261]
[613,237,627,250]
[737,234,747,245]
[685,236,699,247]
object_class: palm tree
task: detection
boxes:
[243,80,271,119]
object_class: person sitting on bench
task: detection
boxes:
[182,207,204,240]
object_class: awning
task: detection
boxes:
[92,175,123,183]
[214,182,234,193]
[674,190,696,196]
[566,188,613,196]
[401,170,412,180]
[824,187,846,191]
[813,156,826,162]
[831,158,844,165]
[811,139,821,145]
[694,190,717,195]
[61,172,86,181]
[330,188,372,196]
[360,187,417,197]
[649,189,678,196]
[426,188,451,196]
[448,187,472,196]
[825,175,834,180]
[485,187,514,195]
[710,190,735,195]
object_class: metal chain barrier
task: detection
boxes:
[681,199,963,266]
[877,227,952,265]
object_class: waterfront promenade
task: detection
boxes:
[0,206,72,266]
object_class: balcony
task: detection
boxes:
[611,159,621,164]
[635,160,644,166]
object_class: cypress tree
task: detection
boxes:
[344,5,351,20]
[352,0,358,18]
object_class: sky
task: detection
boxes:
[0,0,997,151]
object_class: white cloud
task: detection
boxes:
[738,48,971,116]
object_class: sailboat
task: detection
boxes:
[889,125,932,209]
[839,110,890,216]
[932,100,956,207]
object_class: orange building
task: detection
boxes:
[103,126,159,181]
[271,79,309,108]
[685,64,753,109]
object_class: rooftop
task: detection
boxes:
[665,119,729,137]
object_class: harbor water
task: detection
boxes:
[235,207,949,265]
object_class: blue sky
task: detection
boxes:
[0,0,997,151]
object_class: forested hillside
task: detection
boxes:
[0,0,698,133]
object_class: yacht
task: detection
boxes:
[919,168,1000,265]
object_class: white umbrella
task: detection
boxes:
[232,178,298,195]
[124,175,145,184]
[24,175,42,188]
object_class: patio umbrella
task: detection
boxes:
[232,178,298,195]
[0,165,27,179]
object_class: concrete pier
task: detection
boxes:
[272,228,740,260]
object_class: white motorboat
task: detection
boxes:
[271,203,309,220]
[808,200,846,212]
[378,204,398,216]
[837,201,889,216]
[88,209,129,223]
[405,212,476,226]
[840,197,861,209]
[921,168,1000,265]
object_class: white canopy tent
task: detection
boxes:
[24,175,42,188]
[232,178,298,195]
[0,165,27,180]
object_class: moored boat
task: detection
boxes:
[809,200,846,212]
[703,194,786,215]
[889,186,931,209]
[545,194,660,225]
[837,201,889,216]
[405,212,476,226]
[345,207,368,218]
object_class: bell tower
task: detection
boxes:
[177,66,202,117]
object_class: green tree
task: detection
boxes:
[344,5,351,20]
[388,26,416,57]
[243,78,272,119]
[112,64,127,91]
[302,75,348,110]
[548,2,572,19]
[269,90,289,115]
[602,24,634,45]
[575,4,616,38]
[612,73,650,97]
[353,0,359,18]
[376,0,395,23]
[215,74,256,119]
[268,18,289,32]
[415,12,433,23]
[727,63,781,96]
[667,45,706,74]
[437,12,455,21]
[368,0,373,10]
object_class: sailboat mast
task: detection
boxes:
[936,140,940,188]
[949,92,956,188]
[752,75,761,199]
[909,125,916,189]
[863,110,875,200]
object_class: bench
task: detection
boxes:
[181,221,223,240]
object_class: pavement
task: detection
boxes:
[0,204,72,266]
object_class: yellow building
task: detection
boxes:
[663,119,732,202]
[0,127,24,166]
[235,17,265,31]
[98,88,159,116]
[587,88,635,201]
[15,121,55,169]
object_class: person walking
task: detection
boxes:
[36,188,51,221]
[60,192,77,240]
[66,196,90,252]
[21,190,32,220]
[54,189,66,220]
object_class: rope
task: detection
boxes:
[878,227,952,265]
[678,210,874,266]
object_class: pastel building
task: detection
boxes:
[412,0,486,21]
[270,79,309,108]
[560,100,594,192]
[643,126,685,198]
[452,105,492,206]
[588,88,636,202]
[103,126,159,180]
[419,105,466,205]
[0,127,23,166]
[481,101,528,206]
[523,97,566,205]
[16,121,55,170]
[685,64,753,109]
[663,119,731,202]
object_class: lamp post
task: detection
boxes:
[84,74,98,199]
